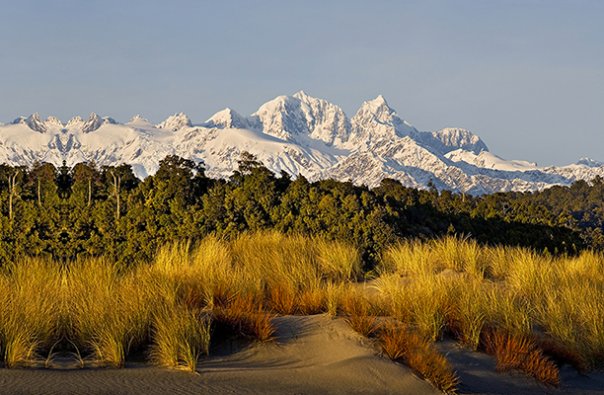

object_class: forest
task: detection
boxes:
[0,152,603,267]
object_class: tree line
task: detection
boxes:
[0,153,601,267]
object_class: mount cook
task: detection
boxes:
[1,91,602,195]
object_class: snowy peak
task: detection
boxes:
[66,116,84,130]
[45,116,64,130]
[10,113,116,134]
[291,91,350,145]
[205,108,250,129]
[128,114,152,126]
[13,113,48,133]
[250,91,350,145]
[157,112,192,131]
[241,92,343,144]
[1,92,602,195]
[252,94,309,140]
[81,113,103,133]
[349,96,417,144]
[424,128,489,154]
[292,90,310,100]
[576,157,603,168]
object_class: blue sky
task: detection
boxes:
[0,0,602,165]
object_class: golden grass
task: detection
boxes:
[373,273,450,341]
[377,236,604,373]
[378,321,459,394]
[0,232,603,394]
[213,294,275,342]
[381,236,487,278]
[0,259,62,367]
[482,330,560,387]
[65,259,157,367]
[150,305,211,371]
[340,289,381,338]
[446,276,486,351]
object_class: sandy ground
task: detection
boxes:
[0,315,438,395]
[1,315,603,395]
[438,340,604,395]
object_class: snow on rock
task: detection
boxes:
[128,115,151,125]
[81,113,104,133]
[0,92,602,194]
[292,90,350,145]
[13,113,48,133]
[205,108,250,129]
[445,149,537,171]
[576,157,604,168]
[156,112,192,131]
[348,95,417,147]
[251,94,310,140]
[422,128,489,154]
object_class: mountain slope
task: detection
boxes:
[0,92,602,194]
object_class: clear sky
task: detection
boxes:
[0,0,602,166]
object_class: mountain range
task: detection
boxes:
[1,91,602,194]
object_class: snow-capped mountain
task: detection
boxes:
[0,91,602,194]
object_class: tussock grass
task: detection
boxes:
[65,259,157,367]
[340,289,381,338]
[0,259,62,367]
[373,273,450,341]
[151,305,211,371]
[535,335,588,374]
[1,232,603,394]
[446,276,486,351]
[377,236,604,377]
[381,236,486,278]
[213,294,275,342]
[378,321,459,394]
[316,239,362,282]
[482,329,560,387]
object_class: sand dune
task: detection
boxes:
[0,315,438,395]
[1,315,604,395]
[438,341,604,395]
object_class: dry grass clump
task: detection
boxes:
[535,251,604,368]
[316,238,362,282]
[482,329,560,387]
[340,289,381,338]
[150,305,211,371]
[375,237,604,384]
[0,259,62,367]
[381,240,433,276]
[430,236,486,277]
[212,295,275,342]
[381,236,487,278]
[535,335,588,374]
[378,321,459,394]
[374,273,450,341]
[65,259,158,367]
[446,276,487,351]
[296,288,327,315]
[227,232,359,314]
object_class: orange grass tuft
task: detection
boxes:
[378,321,459,394]
[535,335,588,374]
[268,286,296,315]
[341,292,381,338]
[296,289,326,315]
[482,329,560,386]
[213,295,276,342]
